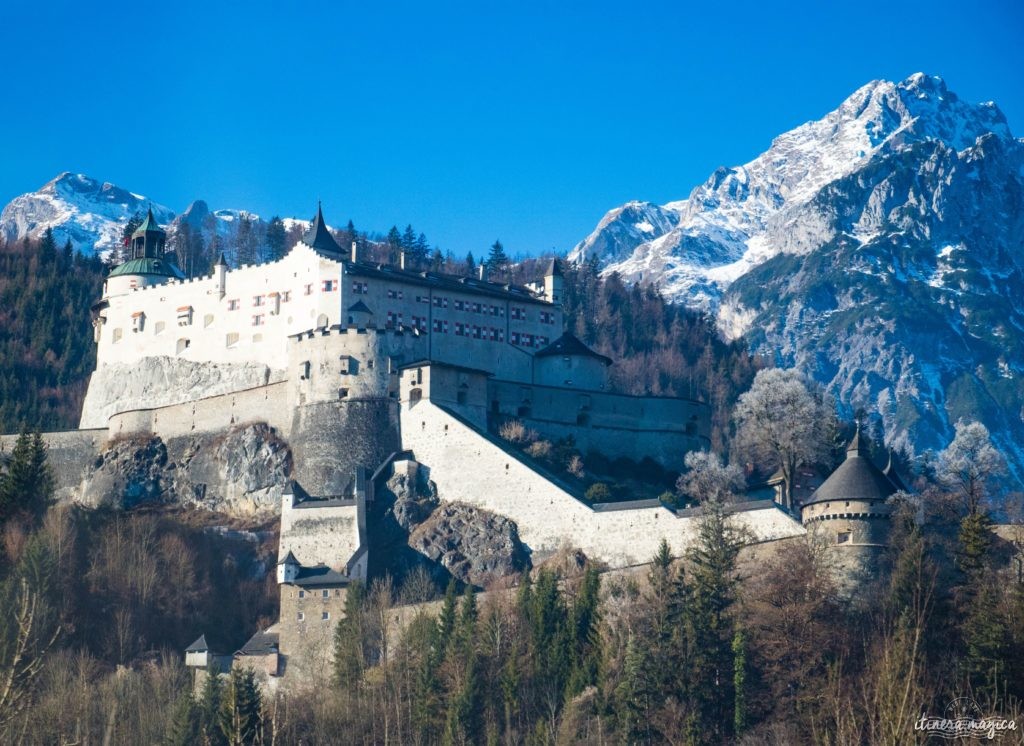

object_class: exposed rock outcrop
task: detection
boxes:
[172,423,291,515]
[74,423,291,516]
[78,435,171,509]
[409,502,530,587]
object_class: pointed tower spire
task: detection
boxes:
[302,202,343,255]
[846,423,866,458]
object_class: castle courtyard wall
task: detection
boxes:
[399,397,804,567]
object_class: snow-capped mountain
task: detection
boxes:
[0,172,176,255]
[572,73,1024,484]
[0,173,291,262]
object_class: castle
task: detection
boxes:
[4,206,904,682]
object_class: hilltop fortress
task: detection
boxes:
[7,206,852,679]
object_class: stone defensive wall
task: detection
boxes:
[400,397,804,568]
[488,379,710,470]
[106,381,293,439]
[0,429,109,502]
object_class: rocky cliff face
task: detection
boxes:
[76,424,291,515]
[571,74,1024,482]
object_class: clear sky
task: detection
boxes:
[2,0,1021,256]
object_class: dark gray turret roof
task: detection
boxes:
[278,550,298,566]
[347,301,372,313]
[534,332,612,366]
[803,431,899,507]
[303,203,343,256]
[185,634,209,652]
[544,257,563,277]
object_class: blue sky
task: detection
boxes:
[2,0,1021,256]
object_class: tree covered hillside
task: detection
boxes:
[0,232,105,433]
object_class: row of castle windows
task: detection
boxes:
[296,612,330,621]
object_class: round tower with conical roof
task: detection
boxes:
[800,427,904,581]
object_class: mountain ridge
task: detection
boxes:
[570,72,1024,485]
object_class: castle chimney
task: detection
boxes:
[351,240,359,263]
[477,264,486,281]
[399,250,406,270]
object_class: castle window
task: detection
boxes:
[304,284,313,295]
[154,321,165,335]
[536,335,549,347]
[454,299,464,310]
[268,293,281,315]
[540,310,555,324]
[322,590,329,598]
[300,361,311,380]
[323,280,337,292]
[454,322,466,336]
[409,388,423,405]
[253,295,265,307]
[203,314,215,328]
[297,612,305,621]
[352,281,368,294]
[339,388,349,398]
[510,332,521,345]
[176,338,190,354]
[112,328,123,343]
[317,314,329,328]
[457,386,468,405]
[298,590,305,598]
[387,289,403,300]
[225,333,239,348]
[433,296,448,309]
[177,306,193,326]
[471,302,482,313]
[386,311,398,329]
[837,531,851,544]
[473,325,483,339]
[511,307,526,320]
[228,299,240,310]
[432,319,448,333]
[131,312,144,333]
[416,294,429,304]
[252,314,265,327]
[322,611,330,620]
[412,315,428,332]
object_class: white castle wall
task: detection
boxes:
[97,243,341,371]
[399,391,804,567]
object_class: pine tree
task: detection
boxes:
[0,431,54,524]
[465,252,476,274]
[414,232,430,265]
[486,240,508,274]
[165,693,200,746]
[733,627,748,737]
[197,670,224,746]
[333,580,367,689]
[219,667,261,745]
[265,217,287,262]
[386,226,402,263]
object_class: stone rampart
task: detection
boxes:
[487,379,710,469]
[107,381,292,439]
[0,429,108,503]
[399,398,804,567]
